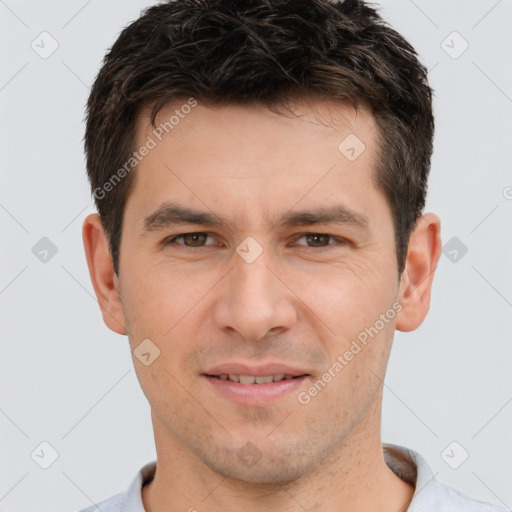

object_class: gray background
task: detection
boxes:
[1,0,511,510]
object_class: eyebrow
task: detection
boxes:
[142,201,370,233]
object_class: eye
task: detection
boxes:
[163,232,347,250]
[165,232,216,248]
[293,233,345,248]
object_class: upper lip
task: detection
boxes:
[203,363,309,377]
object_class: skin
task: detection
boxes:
[83,97,442,512]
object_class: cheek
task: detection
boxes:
[121,263,216,389]
[288,257,395,334]
[122,260,208,337]
[288,257,398,395]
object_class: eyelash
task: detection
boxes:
[163,232,348,250]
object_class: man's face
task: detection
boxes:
[117,99,402,483]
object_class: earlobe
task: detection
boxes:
[395,213,442,332]
[82,213,127,335]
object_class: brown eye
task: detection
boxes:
[182,233,208,246]
[305,234,331,247]
[295,233,337,248]
[167,232,213,247]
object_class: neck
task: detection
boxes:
[142,400,414,512]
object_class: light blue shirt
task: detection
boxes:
[78,443,508,511]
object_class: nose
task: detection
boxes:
[212,247,298,341]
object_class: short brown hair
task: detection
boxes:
[85,0,434,277]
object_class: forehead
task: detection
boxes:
[137,96,376,144]
[127,98,384,232]
[132,97,378,180]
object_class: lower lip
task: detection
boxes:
[203,375,308,405]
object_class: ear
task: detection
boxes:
[395,212,442,332]
[82,213,127,335]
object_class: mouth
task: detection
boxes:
[202,365,310,405]
[206,373,304,384]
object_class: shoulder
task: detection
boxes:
[76,461,156,512]
[383,443,509,512]
[78,491,126,512]
[418,479,509,512]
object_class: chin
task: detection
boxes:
[211,458,309,486]
[197,440,326,486]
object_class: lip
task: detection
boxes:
[203,374,309,406]
[203,363,308,377]
[202,363,311,406]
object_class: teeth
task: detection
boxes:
[219,374,296,384]
[255,375,274,384]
